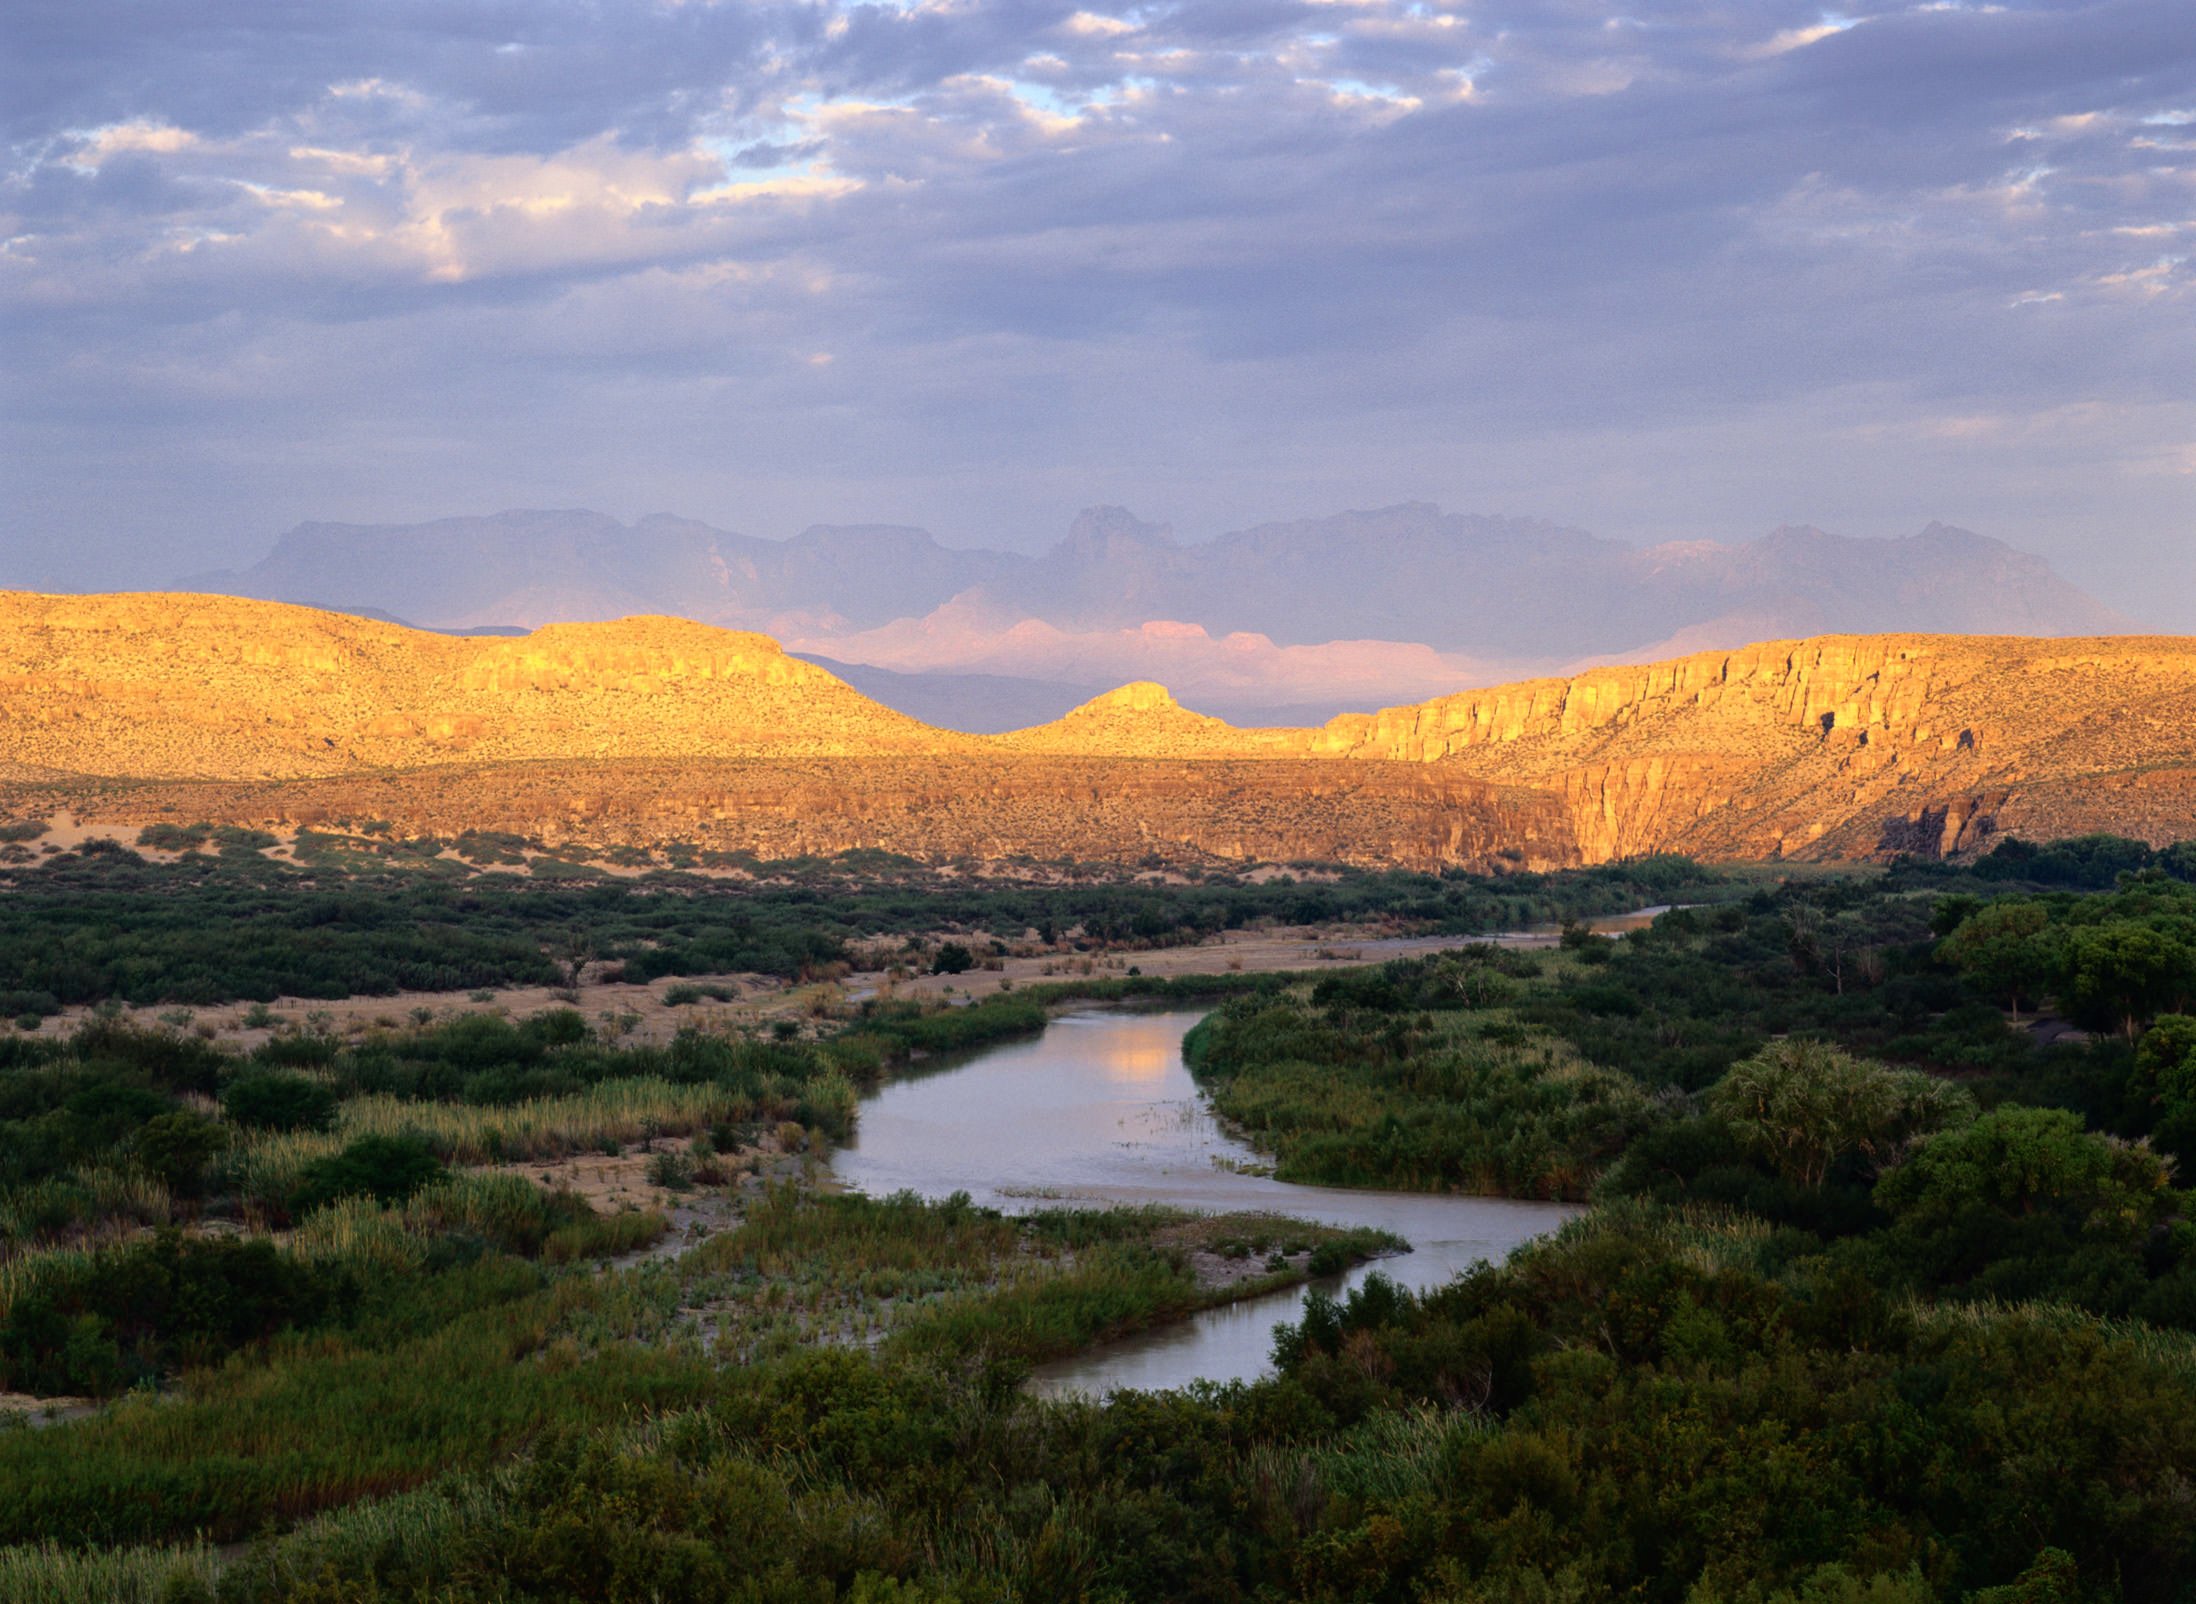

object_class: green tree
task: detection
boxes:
[2133,1014,2196,1113]
[1708,1039,1974,1188]
[1876,1105,2175,1242]
[1936,898,2051,1021]
[2056,921,2196,1039]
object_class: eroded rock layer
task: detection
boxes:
[3,591,2192,866]
[12,759,1578,873]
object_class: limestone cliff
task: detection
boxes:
[3,592,2191,867]
[1307,635,2196,861]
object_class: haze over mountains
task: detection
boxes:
[185,506,2129,729]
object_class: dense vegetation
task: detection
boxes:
[0,836,1733,1013]
[1190,837,2196,1196]
[9,1197,2188,1602]
[4,835,2196,1600]
[0,1004,916,1398]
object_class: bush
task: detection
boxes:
[128,1110,229,1198]
[0,1232,353,1396]
[291,1135,446,1215]
[220,1071,339,1133]
[646,1150,696,1192]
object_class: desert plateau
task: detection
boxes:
[4,589,2192,872]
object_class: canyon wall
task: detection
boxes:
[4,591,2192,867]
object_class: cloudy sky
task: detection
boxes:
[2,0,2191,618]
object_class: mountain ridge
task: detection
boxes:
[2,590,2190,871]
[179,505,2131,730]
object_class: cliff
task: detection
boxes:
[1307,635,2196,860]
[3,592,2191,868]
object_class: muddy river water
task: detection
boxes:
[830,1006,1580,1396]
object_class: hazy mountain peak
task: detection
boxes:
[1057,506,1175,561]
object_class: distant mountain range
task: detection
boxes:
[184,505,2131,728]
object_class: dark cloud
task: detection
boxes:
[0,0,2190,618]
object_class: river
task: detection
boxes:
[830,1006,1579,1397]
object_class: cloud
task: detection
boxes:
[0,0,2191,624]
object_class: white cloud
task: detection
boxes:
[61,119,198,170]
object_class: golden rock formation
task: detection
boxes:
[995,681,1304,758]
[0,592,977,778]
[3,591,2191,868]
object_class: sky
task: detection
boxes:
[1,0,2191,621]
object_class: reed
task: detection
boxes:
[230,1077,742,1204]
[0,1541,217,1604]
[289,1171,664,1268]
[0,1246,96,1321]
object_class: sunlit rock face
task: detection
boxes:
[3,591,2191,869]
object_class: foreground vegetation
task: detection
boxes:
[8,1197,2188,1601]
[4,834,2196,1599]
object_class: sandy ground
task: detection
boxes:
[0,1391,98,1428]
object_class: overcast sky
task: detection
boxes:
[2,0,2190,619]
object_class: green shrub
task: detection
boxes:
[645,1151,696,1192]
[0,1232,354,1396]
[1708,1039,1975,1188]
[220,1071,339,1133]
[291,1135,446,1215]
[127,1110,229,1198]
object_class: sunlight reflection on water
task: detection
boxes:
[831,1008,1577,1395]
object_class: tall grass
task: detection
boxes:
[289,1172,667,1269]
[229,1077,742,1205]
[0,1270,714,1547]
[0,1172,173,1255]
[212,1472,509,1599]
[0,1540,217,1604]
[0,1247,97,1322]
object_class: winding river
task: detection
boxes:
[830,1007,1580,1396]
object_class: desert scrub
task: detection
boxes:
[663,981,738,1006]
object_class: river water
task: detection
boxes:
[830,1007,1579,1397]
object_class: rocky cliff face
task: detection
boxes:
[3,592,2190,868]
[1285,635,2196,861]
